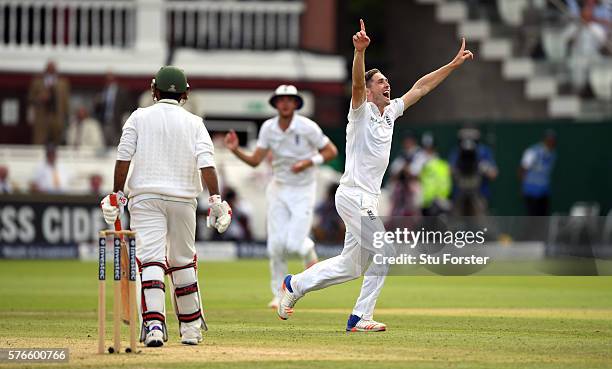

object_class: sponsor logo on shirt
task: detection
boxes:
[369,115,392,128]
[370,116,385,125]
[366,209,376,221]
[384,115,393,128]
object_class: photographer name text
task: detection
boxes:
[374,254,490,265]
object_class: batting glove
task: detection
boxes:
[100,191,127,226]
[207,194,232,233]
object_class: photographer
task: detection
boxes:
[449,127,498,216]
[418,133,452,217]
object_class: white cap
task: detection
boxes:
[269,84,304,110]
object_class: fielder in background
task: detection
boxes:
[224,85,338,309]
[277,19,473,332]
[100,66,232,347]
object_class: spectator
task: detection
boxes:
[449,127,498,216]
[30,144,71,194]
[389,133,422,178]
[419,133,452,216]
[27,61,70,145]
[563,0,608,95]
[312,183,345,244]
[66,106,105,149]
[0,166,14,193]
[95,71,131,146]
[89,174,104,196]
[567,0,612,25]
[409,134,435,177]
[212,187,253,242]
[519,130,557,216]
[388,134,422,217]
[520,0,546,58]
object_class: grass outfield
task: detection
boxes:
[0,259,611,369]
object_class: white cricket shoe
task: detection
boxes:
[346,314,387,332]
[144,324,165,347]
[277,275,300,320]
[180,325,202,345]
[267,296,280,309]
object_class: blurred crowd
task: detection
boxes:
[3,56,562,244]
[27,60,134,148]
[2,63,561,241]
[0,144,105,196]
[561,0,612,96]
[468,0,612,97]
[0,60,138,197]
[384,128,557,221]
[532,0,611,97]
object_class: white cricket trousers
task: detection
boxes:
[128,196,198,266]
[129,195,204,333]
[266,180,316,298]
[291,185,389,320]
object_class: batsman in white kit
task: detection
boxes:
[277,19,474,331]
[224,85,338,308]
[100,66,232,347]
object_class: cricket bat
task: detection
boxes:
[109,193,131,325]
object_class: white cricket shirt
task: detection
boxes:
[340,98,404,195]
[117,99,215,199]
[256,113,330,187]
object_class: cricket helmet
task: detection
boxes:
[269,84,303,110]
[152,66,189,93]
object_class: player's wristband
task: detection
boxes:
[311,153,324,166]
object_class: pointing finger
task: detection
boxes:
[360,18,365,32]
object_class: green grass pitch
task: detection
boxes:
[0,259,611,368]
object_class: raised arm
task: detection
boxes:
[224,130,269,167]
[351,19,370,109]
[401,38,474,110]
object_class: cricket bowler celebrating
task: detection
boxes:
[277,20,473,331]
[100,66,232,347]
[224,85,338,309]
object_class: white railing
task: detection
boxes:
[165,1,304,50]
[0,0,136,49]
[0,0,304,51]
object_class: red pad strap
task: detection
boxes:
[166,262,196,275]
[142,280,165,291]
[142,311,166,323]
[177,310,202,323]
[175,283,198,297]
